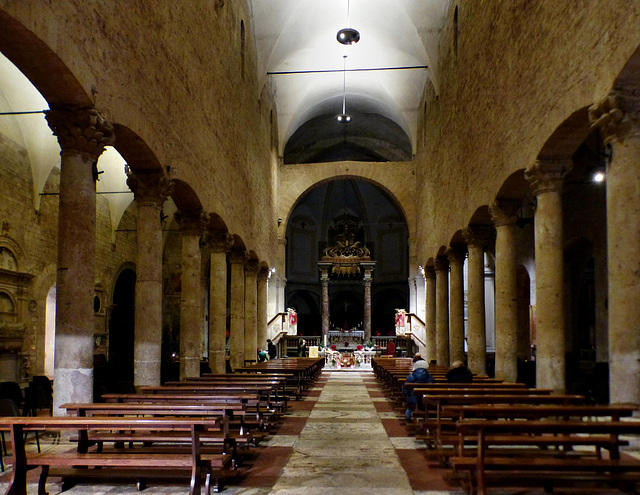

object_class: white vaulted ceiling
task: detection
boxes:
[250,0,450,162]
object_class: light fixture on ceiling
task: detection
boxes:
[337,0,360,45]
[336,55,351,124]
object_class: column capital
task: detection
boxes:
[245,259,260,274]
[489,199,521,228]
[434,256,450,273]
[229,250,248,265]
[463,224,496,246]
[45,107,115,161]
[423,265,436,280]
[126,169,174,207]
[174,209,209,235]
[589,89,640,144]
[363,278,372,288]
[258,266,271,282]
[446,244,466,265]
[204,231,235,253]
[524,159,573,195]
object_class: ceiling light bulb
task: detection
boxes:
[593,171,605,183]
[336,113,351,123]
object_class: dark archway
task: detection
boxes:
[107,268,136,390]
[372,289,407,337]
[287,290,321,337]
[285,178,409,339]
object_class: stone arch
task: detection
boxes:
[279,162,416,239]
[171,179,204,212]
[537,106,592,161]
[612,43,640,92]
[0,9,92,108]
[112,124,163,173]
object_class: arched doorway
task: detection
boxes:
[285,178,409,337]
[108,269,136,388]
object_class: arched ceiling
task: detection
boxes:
[251,0,450,161]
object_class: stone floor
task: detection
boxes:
[0,370,637,494]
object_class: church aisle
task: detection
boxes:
[267,370,415,495]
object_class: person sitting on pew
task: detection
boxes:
[403,360,433,421]
[446,360,474,383]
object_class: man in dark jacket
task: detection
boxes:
[403,360,433,421]
[446,360,474,383]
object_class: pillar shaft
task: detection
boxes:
[175,210,208,380]
[126,170,173,388]
[464,226,492,375]
[244,261,259,362]
[490,201,520,382]
[363,279,372,343]
[229,251,247,370]
[208,233,233,374]
[448,247,466,364]
[435,257,450,366]
[45,108,114,415]
[257,268,269,352]
[424,267,437,363]
[590,91,640,404]
[525,159,572,392]
[319,264,331,343]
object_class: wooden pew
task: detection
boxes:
[450,419,640,495]
[416,393,585,449]
[61,402,252,467]
[0,416,234,495]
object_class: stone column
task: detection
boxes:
[126,168,174,388]
[45,108,114,414]
[229,250,247,370]
[362,262,375,343]
[276,237,287,313]
[416,272,426,322]
[489,200,520,382]
[408,277,417,314]
[206,232,234,374]
[244,260,259,362]
[590,90,640,404]
[424,266,437,363]
[434,256,450,366]
[463,226,493,375]
[175,209,209,380]
[447,246,466,365]
[257,267,269,352]
[315,264,330,346]
[525,159,572,392]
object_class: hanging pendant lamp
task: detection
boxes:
[337,0,360,45]
[336,55,351,123]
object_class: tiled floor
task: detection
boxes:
[0,371,637,494]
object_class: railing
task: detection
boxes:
[406,312,427,356]
[267,312,287,342]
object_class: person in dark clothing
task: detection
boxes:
[446,360,474,383]
[267,339,277,360]
[403,360,433,421]
[297,339,307,357]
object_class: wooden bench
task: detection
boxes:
[416,393,585,449]
[0,416,235,495]
[450,419,640,495]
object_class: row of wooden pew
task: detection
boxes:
[373,357,640,495]
[0,357,325,495]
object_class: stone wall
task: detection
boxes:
[415,0,640,263]
[0,1,278,267]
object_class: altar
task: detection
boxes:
[328,329,364,349]
[324,349,377,369]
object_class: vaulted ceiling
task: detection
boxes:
[251,0,450,162]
